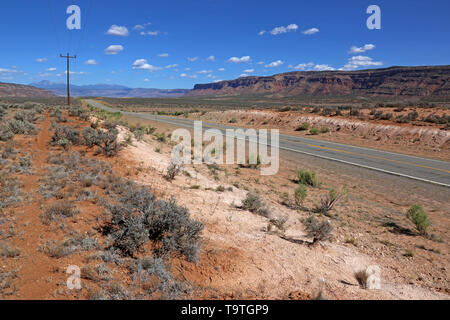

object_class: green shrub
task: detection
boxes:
[295,123,310,131]
[14,110,39,123]
[0,124,14,141]
[229,118,237,123]
[155,133,166,143]
[241,192,271,217]
[93,129,121,157]
[41,200,79,224]
[51,126,81,146]
[406,205,430,235]
[82,127,101,147]
[313,187,347,215]
[164,161,182,181]
[309,128,319,135]
[294,184,307,206]
[304,216,333,245]
[7,119,36,135]
[297,169,319,187]
[320,127,329,134]
[104,184,203,262]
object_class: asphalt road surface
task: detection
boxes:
[84,99,450,187]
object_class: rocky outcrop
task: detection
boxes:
[191,66,450,98]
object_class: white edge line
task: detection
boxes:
[279,145,450,188]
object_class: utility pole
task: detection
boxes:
[60,53,76,106]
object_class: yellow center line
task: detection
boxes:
[279,138,450,174]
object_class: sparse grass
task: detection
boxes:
[155,132,166,143]
[40,233,98,258]
[294,184,307,206]
[164,161,183,181]
[0,242,21,258]
[406,204,430,236]
[403,250,414,258]
[297,169,320,187]
[241,192,271,218]
[41,200,79,224]
[0,269,17,295]
[313,187,347,216]
[309,128,319,135]
[0,173,22,208]
[304,216,333,245]
[269,216,288,233]
[295,123,310,131]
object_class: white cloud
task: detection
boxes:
[270,24,298,35]
[140,31,160,36]
[106,25,129,36]
[288,62,314,70]
[180,73,197,79]
[133,22,151,30]
[218,68,225,71]
[340,55,383,71]
[258,30,266,36]
[64,71,86,75]
[185,68,191,71]
[132,59,162,72]
[158,53,169,58]
[36,58,48,63]
[303,27,319,35]
[349,44,376,54]
[187,57,199,62]
[84,59,98,65]
[243,68,255,73]
[197,70,212,74]
[227,56,251,63]
[239,74,251,78]
[105,45,124,55]
[256,61,265,65]
[265,60,284,68]
[206,55,215,61]
[144,78,150,82]
[214,79,223,83]
[0,68,18,73]
[47,67,57,72]
[313,64,335,71]
[165,64,178,69]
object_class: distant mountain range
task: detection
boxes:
[190,66,450,98]
[1,66,449,100]
[0,82,55,98]
[29,81,190,98]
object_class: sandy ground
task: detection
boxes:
[114,119,449,300]
[1,110,448,300]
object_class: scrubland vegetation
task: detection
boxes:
[0,97,447,300]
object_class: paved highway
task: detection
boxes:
[84,99,450,187]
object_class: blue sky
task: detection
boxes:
[0,0,449,89]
